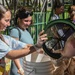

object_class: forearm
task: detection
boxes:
[6,45,39,59]
[6,30,47,59]
[14,59,22,69]
[14,59,24,75]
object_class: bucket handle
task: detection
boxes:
[28,68,36,75]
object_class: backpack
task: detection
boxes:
[4,26,21,40]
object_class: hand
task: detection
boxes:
[24,44,33,48]
[36,30,48,48]
[17,68,24,75]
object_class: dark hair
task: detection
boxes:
[0,4,9,20]
[53,0,64,9]
[14,7,33,25]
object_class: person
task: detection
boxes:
[44,5,75,74]
[51,0,64,35]
[9,6,44,75]
[50,1,64,49]
[51,0,64,37]
[48,32,75,75]
[0,4,47,75]
[51,0,64,20]
[51,3,74,50]
[67,5,75,23]
[48,32,75,57]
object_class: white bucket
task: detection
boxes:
[23,51,52,75]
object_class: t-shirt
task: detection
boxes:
[0,35,26,59]
[0,35,26,75]
[9,27,34,75]
[10,28,33,44]
[51,14,59,20]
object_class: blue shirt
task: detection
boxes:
[10,28,33,44]
[0,35,26,59]
[9,27,34,75]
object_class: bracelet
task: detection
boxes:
[18,68,24,75]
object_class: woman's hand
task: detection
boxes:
[36,30,48,48]
[17,68,24,75]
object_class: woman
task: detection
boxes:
[0,4,47,75]
[9,6,45,75]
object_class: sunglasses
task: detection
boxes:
[25,11,33,16]
[18,10,33,19]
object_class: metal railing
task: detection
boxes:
[28,11,69,43]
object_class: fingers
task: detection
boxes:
[39,30,44,36]
[27,44,33,47]
[24,44,32,48]
[39,34,48,41]
[36,30,48,48]
[40,34,47,38]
